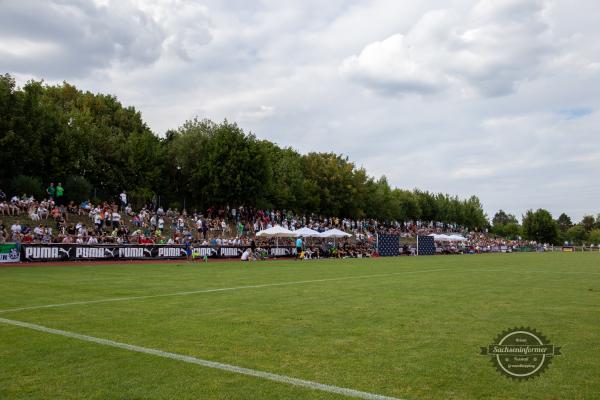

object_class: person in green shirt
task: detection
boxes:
[56,182,64,205]
[46,183,55,200]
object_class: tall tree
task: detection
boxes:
[556,213,573,233]
[522,209,559,244]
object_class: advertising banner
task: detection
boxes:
[0,243,20,263]
[20,244,298,262]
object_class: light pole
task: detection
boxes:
[176,165,182,210]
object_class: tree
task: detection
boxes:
[492,210,517,226]
[200,121,270,208]
[462,196,487,230]
[492,209,519,237]
[581,215,596,232]
[566,225,587,245]
[64,176,92,203]
[503,222,522,239]
[261,142,305,212]
[9,175,43,198]
[556,213,573,233]
[588,229,600,245]
[415,190,437,223]
[522,209,559,244]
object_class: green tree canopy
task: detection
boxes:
[522,209,559,244]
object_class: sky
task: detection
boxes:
[1,0,599,221]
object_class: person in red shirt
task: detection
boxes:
[139,235,154,245]
[21,233,34,244]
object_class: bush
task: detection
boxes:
[9,175,43,198]
[64,176,92,203]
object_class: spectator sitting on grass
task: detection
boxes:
[67,201,78,214]
[241,248,256,261]
[79,200,91,215]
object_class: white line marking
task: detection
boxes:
[0,317,402,400]
[0,268,451,314]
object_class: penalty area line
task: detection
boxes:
[0,268,451,314]
[0,317,402,400]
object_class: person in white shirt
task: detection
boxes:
[94,213,102,232]
[76,235,84,244]
[119,191,127,210]
[10,222,21,236]
[241,248,255,261]
[33,225,44,238]
[158,217,164,230]
[88,236,98,244]
[78,225,87,237]
[112,211,121,228]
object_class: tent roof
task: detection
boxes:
[319,228,352,238]
[255,225,298,237]
[294,227,321,237]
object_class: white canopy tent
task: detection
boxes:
[255,225,298,238]
[318,228,352,246]
[429,233,467,242]
[255,225,298,251]
[448,234,468,242]
[293,227,321,238]
[318,228,352,238]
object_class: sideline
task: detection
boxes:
[0,316,401,400]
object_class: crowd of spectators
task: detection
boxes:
[0,186,543,256]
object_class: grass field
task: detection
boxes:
[1,253,599,399]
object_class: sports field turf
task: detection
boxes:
[1,253,599,399]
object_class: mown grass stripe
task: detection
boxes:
[0,317,402,400]
[0,268,451,314]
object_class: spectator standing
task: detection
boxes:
[119,191,127,211]
[112,210,121,229]
[295,236,303,260]
[94,212,102,233]
[55,183,64,205]
[46,183,56,200]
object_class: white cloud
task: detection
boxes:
[0,0,166,77]
[340,0,556,97]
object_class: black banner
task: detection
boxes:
[21,244,188,262]
[20,244,297,262]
